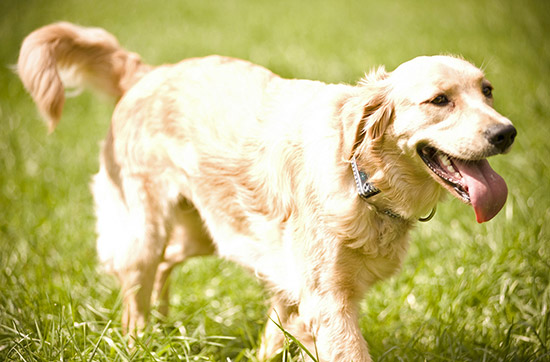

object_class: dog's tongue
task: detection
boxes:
[452,159,508,223]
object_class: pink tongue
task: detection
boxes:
[452,159,508,223]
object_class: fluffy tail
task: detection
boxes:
[17,22,152,132]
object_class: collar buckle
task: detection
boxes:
[351,155,380,200]
[351,156,436,222]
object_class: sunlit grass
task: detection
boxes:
[1,0,549,360]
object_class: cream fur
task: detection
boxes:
[17,22,515,361]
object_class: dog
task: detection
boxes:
[17,22,516,361]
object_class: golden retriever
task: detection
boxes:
[17,22,516,361]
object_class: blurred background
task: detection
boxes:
[1,0,549,360]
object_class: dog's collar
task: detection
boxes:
[350,155,436,222]
[350,155,381,199]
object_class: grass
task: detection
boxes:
[1,0,549,360]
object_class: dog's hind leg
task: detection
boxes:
[119,253,160,335]
[152,199,215,317]
[119,178,168,335]
[93,168,167,335]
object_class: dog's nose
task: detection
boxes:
[485,124,517,152]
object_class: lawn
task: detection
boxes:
[1,0,549,360]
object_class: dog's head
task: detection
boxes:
[349,55,516,223]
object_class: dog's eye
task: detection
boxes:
[431,94,449,106]
[482,85,493,98]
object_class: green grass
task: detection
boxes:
[1,0,549,360]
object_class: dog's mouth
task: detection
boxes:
[417,146,508,223]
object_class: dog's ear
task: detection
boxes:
[341,67,393,157]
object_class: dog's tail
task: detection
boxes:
[17,22,152,132]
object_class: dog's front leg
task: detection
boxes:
[295,292,371,362]
[258,293,300,359]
